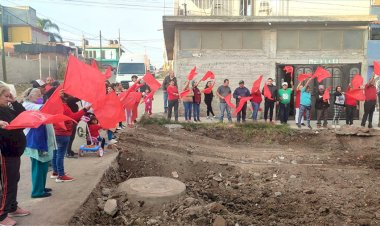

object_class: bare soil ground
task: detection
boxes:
[70,122,380,226]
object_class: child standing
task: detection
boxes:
[87,115,106,150]
[143,87,153,115]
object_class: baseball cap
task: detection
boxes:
[282,82,288,86]
[239,80,244,84]
[31,79,46,88]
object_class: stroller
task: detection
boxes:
[78,115,104,157]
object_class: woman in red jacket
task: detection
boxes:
[51,93,89,182]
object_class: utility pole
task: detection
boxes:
[82,34,86,58]
[1,5,7,82]
[183,3,187,16]
[99,30,102,65]
[118,28,121,58]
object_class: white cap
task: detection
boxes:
[282,82,288,86]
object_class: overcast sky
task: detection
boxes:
[3,0,174,67]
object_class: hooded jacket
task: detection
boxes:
[262,84,278,102]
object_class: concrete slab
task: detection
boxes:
[118,177,186,207]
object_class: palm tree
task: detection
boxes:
[37,18,63,43]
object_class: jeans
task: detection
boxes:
[251,102,260,121]
[236,101,247,122]
[279,103,290,123]
[361,100,376,127]
[345,105,355,125]
[219,102,232,122]
[317,109,329,126]
[163,91,168,110]
[298,105,311,126]
[295,108,304,124]
[193,103,200,121]
[167,100,179,121]
[183,102,193,120]
[107,130,113,141]
[264,101,275,121]
[52,135,70,176]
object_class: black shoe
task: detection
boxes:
[44,188,53,192]
[301,123,306,126]
[66,154,78,159]
[198,119,201,122]
[297,124,301,128]
[31,192,52,198]
[368,124,373,129]
[308,125,313,129]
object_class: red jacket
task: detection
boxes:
[89,124,102,137]
[345,87,357,107]
[251,90,262,103]
[167,85,179,101]
[365,84,377,101]
[193,87,201,104]
[295,90,301,108]
[54,104,86,136]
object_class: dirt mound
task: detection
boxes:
[70,124,380,226]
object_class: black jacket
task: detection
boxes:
[0,102,26,157]
[315,92,330,109]
[204,91,213,102]
[262,84,278,102]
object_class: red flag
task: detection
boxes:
[63,55,106,104]
[187,66,197,81]
[201,71,215,81]
[374,61,380,76]
[346,88,365,101]
[351,74,363,89]
[123,92,142,110]
[91,60,98,69]
[297,73,312,83]
[40,84,64,115]
[284,66,294,79]
[180,89,191,99]
[143,71,161,92]
[323,86,331,101]
[5,111,75,130]
[263,84,273,100]
[143,90,155,103]
[93,92,125,129]
[314,67,331,83]
[233,96,253,115]
[224,94,236,109]
[202,82,215,94]
[251,75,263,93]
[104,66,112,80]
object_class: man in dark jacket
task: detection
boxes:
[262,78,278,123]
[65,96,81,158]
[233,80,250,123]
[162,71,177,113]
[315,85,330,128]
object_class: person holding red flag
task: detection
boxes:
[204,81,216,119]
[0,84,30,226]
[345,84,357,125]
[233,80,250,123]
[250,86,262,122]
[295,83,305,126]
[315,85,330,128]
[167,80,179,122]
[52,92,90,183]
[162,71,177,113]
[297,77,313,129]
[192,81,202,122]
[278,81,294,124]
[216,79,232,123]
[332,86,345,126]
[361,75,377,128]
[262,78,278,123]
[182,81,194,122]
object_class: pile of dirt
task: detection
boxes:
[70,124,380,226]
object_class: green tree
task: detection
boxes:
[37,18,63,43]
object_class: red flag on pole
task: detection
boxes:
[91,60,98,69]
[233,96,253,115]
[297,73,312,83]
[314,67,331,83]
[374,61,380,76]
[263,84,274,100]
[5,111,75,130]
[202,82,215,94]
[103,66,112,80]
[122,92,142,110]
[284,66,294,79]
[40,84,64,115]
[63,55,106,103]
[201,71,215,81]
[187,66,197,81]
[93,92,125,129]
[251,75,263,93]
[323,86,331,101]
[179,89,191,99]
[346,88,365,101]
[224,94,236,109]
[351,74,363,89]
[143,71,161,92]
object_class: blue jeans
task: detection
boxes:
[251,102,260,120]
[279,103,290,123]
[183,102,193,120]
[53,135,70,176]
[193,103,200,121]
[163,91,168,110]
[219,102,232,122]
[107,130,113,141]
[298,104,311,126]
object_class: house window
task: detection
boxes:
[93,51,97,59]
[350,67,360,80]
[180,30,201,49]
[277,30,298,50]
[299,30,320,50]
[101,50,106,59]
[343,30,363,49]
[370,27,380,40]
[222,31,242,49]
[202,31,221,49]
[322,30,342,50]
[242,30,262,49]
[88,51,92,58]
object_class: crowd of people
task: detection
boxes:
[162,72,379,129]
